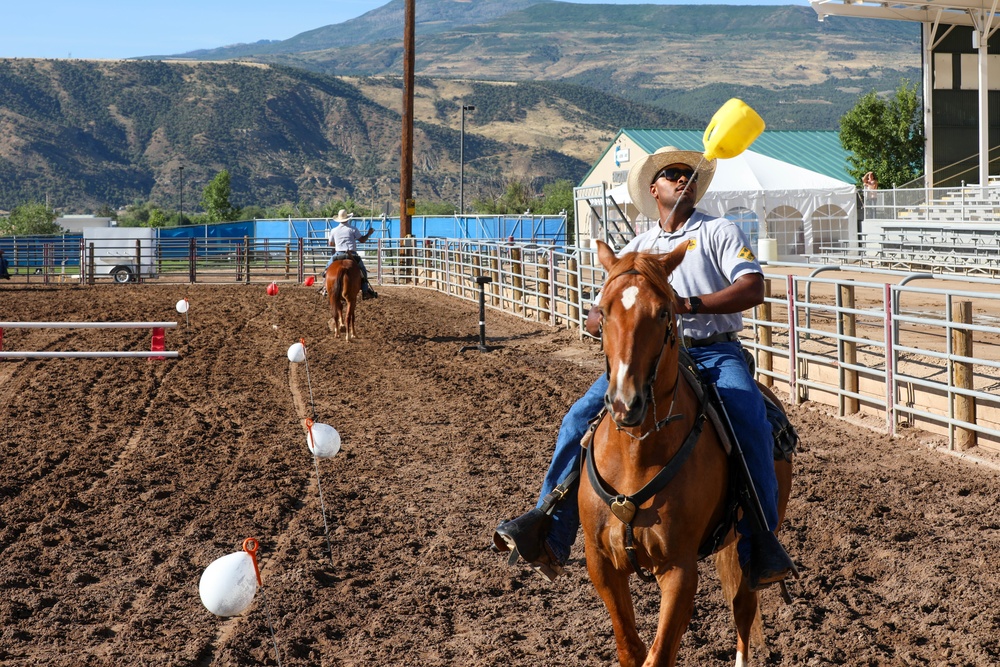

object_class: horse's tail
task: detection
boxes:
[332,265,346,306]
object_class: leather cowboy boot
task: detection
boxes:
[361,281,378,300]
[743,529,798,592]
[492,509,565,582]
[492,509,550,562]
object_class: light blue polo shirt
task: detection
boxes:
[600,210,761,340]
[329,223,365,252]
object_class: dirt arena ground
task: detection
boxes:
[1,282,999,666]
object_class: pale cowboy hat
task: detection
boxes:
[333,209,353,223]
[626,146,716,221]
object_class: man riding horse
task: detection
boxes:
[321,209,378,300]
[493,146,796,591]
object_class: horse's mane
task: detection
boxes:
[605,251,675,301]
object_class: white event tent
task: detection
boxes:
[603,149,857,260]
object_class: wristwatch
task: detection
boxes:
[688,296,703,315]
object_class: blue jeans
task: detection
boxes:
[325,252,371,284]
[538,341,778,566]
[536,374,608,563]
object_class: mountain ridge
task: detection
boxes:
[0,59,697,212]
[153,2,920,131]
[0,3,923,213]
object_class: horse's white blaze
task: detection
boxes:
[735,650,746,667]
[620,285,639,310]
[615,359,630,397]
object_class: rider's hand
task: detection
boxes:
[585,307,602,337]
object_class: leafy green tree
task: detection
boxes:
[200,170,239,222]
[839,80,923,188]
[239,204,268,220]
[473,179,534,214]
[315,199,372,219]
[415,200,457,215]
[536,179,573,218]
[536,179,575,243]
[0,202,60,235]
[168,212,191,226]
[145,208,168,228]
[117,201,153,227]
[271,202,300,219]
[94,203,118,221]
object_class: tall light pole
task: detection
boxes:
[460,104,475,217]
[178,165,184,223]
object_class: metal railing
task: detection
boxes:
[865,182,1000,222]
[743,270,1000,451]
[7,234,1000,451]
[812,233,1000,276]
[372,241,1000,451]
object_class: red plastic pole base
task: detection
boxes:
[149,327,166,361]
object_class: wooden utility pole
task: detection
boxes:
[400,0,415,238]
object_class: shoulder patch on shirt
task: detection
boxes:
[738,246,755,261]
[687,239,697,250]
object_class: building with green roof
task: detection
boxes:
[581,129,852,187]
[574,129,857,258]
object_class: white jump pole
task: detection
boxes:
[0,351,180,359]
[0,321,179,359]
[0,322,178,328]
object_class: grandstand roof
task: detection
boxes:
[607,129,851,183]
[810,0,986,29]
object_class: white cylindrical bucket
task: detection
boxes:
[758,238,778,264]
[307,422,341,458]
[199,551,258,617]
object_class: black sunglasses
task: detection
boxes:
[652,167,698,184]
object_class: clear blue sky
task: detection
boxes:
[3,0,809,60]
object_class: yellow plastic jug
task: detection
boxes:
[702,98,765,161]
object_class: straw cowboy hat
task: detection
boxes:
[334,209,353,223]
[626,146,716,221]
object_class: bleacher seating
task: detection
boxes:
[817,226,1000,275]
[814,183,1000,275]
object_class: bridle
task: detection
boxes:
[600,269,683,439]
[589,268,710,582]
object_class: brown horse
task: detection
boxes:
[325,258,362,341]
[579,240,793,667]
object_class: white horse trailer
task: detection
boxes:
[81,227,158,283]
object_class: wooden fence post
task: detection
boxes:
[189,238,197,283]
[538,255,550,323]
[426,239,435,290]
[489,246,500,307]
[952,300,976,450]
[403,235,414,285]
[472,246,483,299]
[243,235,251,285]
[839,283,859,415]
[758,279,773,387]
[511,246,523,314]
[135,239,143,283]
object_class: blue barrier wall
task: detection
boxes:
[1,213,568,267]
[0,235,83,268]
[249,215,567,245]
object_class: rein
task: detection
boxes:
[591,269,708,581]
[584,404,706,583]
